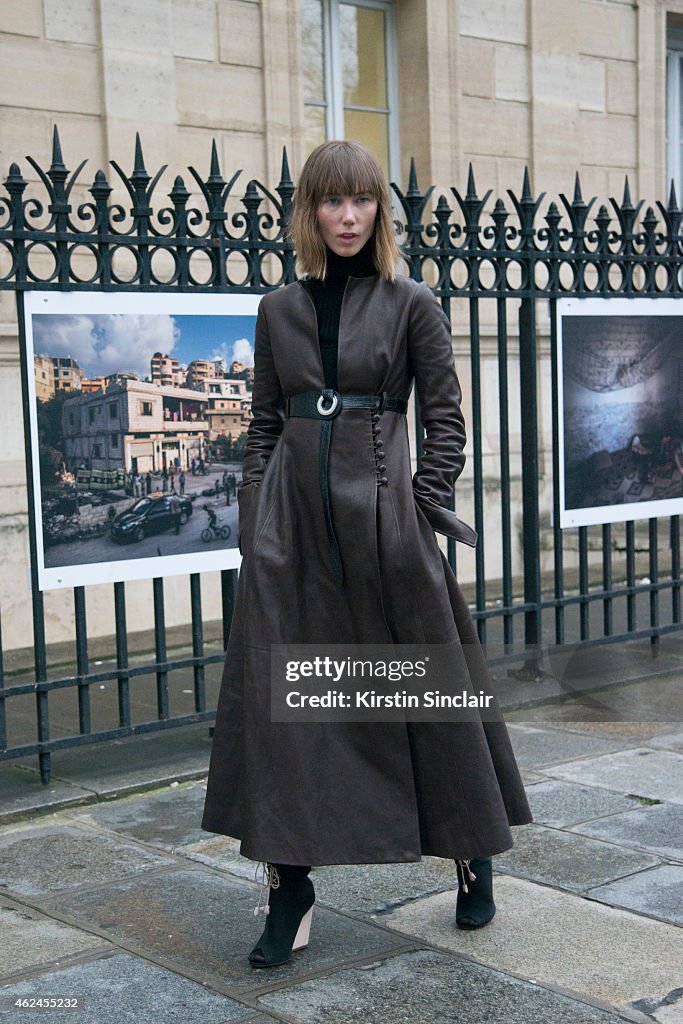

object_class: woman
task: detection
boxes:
[201,140,532,967]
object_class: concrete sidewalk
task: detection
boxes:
[0,715,682,1022]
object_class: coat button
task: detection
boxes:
[376,449,385,460]
[378,464,386,472]
[378,476,388,486]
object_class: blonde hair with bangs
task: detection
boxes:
[289,140,400,282]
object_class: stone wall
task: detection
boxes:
[0,0,676,647]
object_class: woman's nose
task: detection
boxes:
[341,203,356,223]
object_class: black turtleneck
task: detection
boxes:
[301,234,378,389]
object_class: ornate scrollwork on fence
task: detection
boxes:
[1,124,682,296]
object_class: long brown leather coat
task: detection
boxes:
[201,273,532,865]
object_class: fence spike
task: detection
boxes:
[50,124,66,173]
[621,175,633,209]
[466,162,478,201]
[132,132,148,179]
[521,166,532,201]
[668,178,678,211]
[573,171,583,205]
[209,138,221,180]
[407,156,420,197]
[279,145,292,187]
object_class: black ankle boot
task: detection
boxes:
[455,857,495,930]
[248,863,315,968]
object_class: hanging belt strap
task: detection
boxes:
[284,389,408,587]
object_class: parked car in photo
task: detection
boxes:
[110,493,193,543]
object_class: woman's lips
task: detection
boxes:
[339,233,357,240]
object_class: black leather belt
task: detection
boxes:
[284,389,408,588]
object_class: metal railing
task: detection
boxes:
[0,127,681,781]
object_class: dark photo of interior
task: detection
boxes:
[562,315,683,512]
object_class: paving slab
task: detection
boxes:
[0,899,107,978]
[632,991,683,1024]
[524,780,640,827]
[506,725,625,770]
[48,868,408,995]
[0,825,175,898]
[548,748,683,804]
[494,824,659,892]
[588,865,683,926]
[0,952,252,1024]
[308,860,457,915]
[175,835,256,881]
[257,948,625,1024]
[68,780,208,851]
[646,731,683,753]
[571,803,683,861]
[32,723,212,799]
[178,846,459,915]
[384,876,683,1012]
[0,766,92,825]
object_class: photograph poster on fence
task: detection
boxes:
[557,297,683,530]
[20,290,262,590]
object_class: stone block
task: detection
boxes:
[99,0,172,53]
[550,747,683,804]
[219,0,262,67]
[33,722,212,799]
[315,859,457,915]
[220,130,266,181]
[0,898,106,977]
[102,50,177,123]
[0,0,42,37]
[0,825,175,897]
[49,868,407,993]
[571,802,683,860]
[578,57,606,111]
[579,0,637,61]
[525,779,639,827]
[588,865,683,927]
[1,37,102,115]
[529,0,578,54]
[607,60,637,116]
[44,0,98,44]
[259,947,623,1024]
[459,97,530,160]
[172,0,217,60]
[495,823,659,892]
[460,38,495,99]
[0,952,251,1023]
[507,723,624,769]
[0,110,106,184]
[0,765,92,825]
[495,43,529,103]
[385,876,683,1012]
[70,779,209,849]
[531,53,581,105]
[176,61,263,131]
[459,0,527,45]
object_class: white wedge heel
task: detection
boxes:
[292,906,313,950]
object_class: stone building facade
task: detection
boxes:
[0,0,680,646]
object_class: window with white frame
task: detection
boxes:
[666,26,683,199]
[301,0,398,179]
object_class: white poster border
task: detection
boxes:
[22,289,262,590]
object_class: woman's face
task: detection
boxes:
[316,192,378,257]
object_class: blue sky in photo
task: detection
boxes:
[32,313,256,379]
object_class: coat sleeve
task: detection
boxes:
[238,298,284,553]
[407,281,477,547]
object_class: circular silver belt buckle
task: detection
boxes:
[317,389,341,417]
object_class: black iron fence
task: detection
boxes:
[0,127,681,782]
